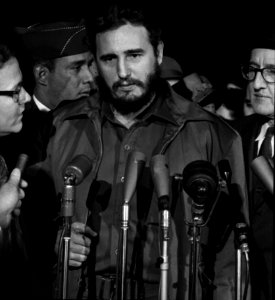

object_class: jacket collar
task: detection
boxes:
[56,80,217,125]
[56,94,101,122]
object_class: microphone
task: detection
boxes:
[182,160,218,218]
[116,151,146,300]
[150,154,170,238]
[61,155,93,217]
[150,154,170,300]
[123,151,146,204]
[235,222,249,256]
[150,154,169,210]
[251,156,274,195]
[63,154,93,185]
[16,153,29,175]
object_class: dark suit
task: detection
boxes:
[17,98,58,299]
[233,114,273,300]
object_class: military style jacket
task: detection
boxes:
[40,81,249,300]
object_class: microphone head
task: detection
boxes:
[63,154,93,185]
[150,154,169,198]
[182,160,218,206]
[123,151,146,203]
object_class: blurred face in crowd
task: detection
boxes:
[247,48,275,118]
[45,51,95,107]
[95,23,163,113]
[0,57,30,136]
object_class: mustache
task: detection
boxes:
[113,79,144,90]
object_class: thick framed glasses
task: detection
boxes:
[0,88,22,103]
[241,66,275,83]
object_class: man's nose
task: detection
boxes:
[117,58,130,79]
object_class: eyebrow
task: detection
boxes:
[125,48,145,54]
[69,56,94,66]
[99,48,145,60]
[250,62,275,68]
[10,80,23,91]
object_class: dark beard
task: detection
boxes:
[97,63,160,115]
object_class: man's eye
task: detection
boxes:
[128,53,141,59]
[73,65,82,71]
[102,56,115,63]
[247,66,256,72]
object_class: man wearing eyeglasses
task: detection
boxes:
[9,20,97,299]
[0,28,30,220]
[234,30,274,300]
[0,25,31,299]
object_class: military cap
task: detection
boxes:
[160,56,183,80]
[17,20,90,60]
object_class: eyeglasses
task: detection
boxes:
[241,66,275,83]
[0,87,23,104]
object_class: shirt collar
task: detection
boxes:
[33,95,51,112]
[256,121,273,142]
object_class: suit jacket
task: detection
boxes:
[233,114,273,300]
[234,114,273,233]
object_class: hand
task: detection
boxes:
[69,222,97,267]
[0,168,28,228]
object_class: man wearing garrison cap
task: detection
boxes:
[234,29,274,300]
[18,20,96,111]
[14,20,96,299]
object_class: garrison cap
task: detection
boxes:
[160,56,183,80]
[17,20,90,60]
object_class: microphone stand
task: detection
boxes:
[116,200,130,300]
[60,173,76,300]
[150,154,171,300]
[187,209,203,300]
[158,197,170,300]
[235,223,250,300]
[116,152,146,300]
[236,246,242,300]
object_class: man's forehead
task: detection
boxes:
[0,57,21,89]
[96,24,150,52]
[250,48,275,65]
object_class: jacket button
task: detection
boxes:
[124,144,131,151]
[121,176,125,182]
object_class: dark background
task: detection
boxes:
[6,1,270,88]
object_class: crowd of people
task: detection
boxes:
[0,2,273,300]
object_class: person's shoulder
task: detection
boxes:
[53,93,100,122]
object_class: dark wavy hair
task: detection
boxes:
[0,23,34,92]
[87,1,162,56]
[0,27,17,68]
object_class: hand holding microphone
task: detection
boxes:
[0,154,28,228]
[68,222,97,267]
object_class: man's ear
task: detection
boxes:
[157,41,164,65]
[33,64,49,86]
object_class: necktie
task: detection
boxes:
[259,125,274,159]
